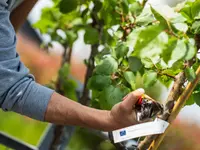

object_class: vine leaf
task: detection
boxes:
[191,21,200,34]
[121,0,129,14]
[136,8,154,26]
[93,1,103,12]
[134,25,164,56]
[172,23,188,33]
[187,92,200,106]
[195,93,200,107]
[124,71,136,90]
[185,68,196,82]
[150,6,168,27]
[59,63,77,100]
[59,0,78,14]
[33,7,58,33]
[66,31,78,47]
[84,27,99,44]
[95,57,118,75]
[185,94,195,106]
[130,1,143,16]
[185,41,196,61]
[128,56,143,72]
[115,43,129,59]
[87,75,111,91]
[171,39,187,62]
[143,71,157,88]
[162,37,177,63]
[180,0,200,23]
[191,0,200,19]
[99,85,128,110]
[158,75,173,88]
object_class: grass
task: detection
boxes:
[0,110,47,148]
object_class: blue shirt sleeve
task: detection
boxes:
[0,1,54,121]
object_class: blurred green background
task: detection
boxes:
[0,110,47,149]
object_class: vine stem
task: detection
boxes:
[80,10,102,105]
[80,44,98,105]
[68,47,73,64]
[49,43,70,150]
[148,66,200,150]
[157,72,175,79]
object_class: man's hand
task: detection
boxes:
[45,89,145,132]
[108,88,145,130]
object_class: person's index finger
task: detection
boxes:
[121,88,145,112]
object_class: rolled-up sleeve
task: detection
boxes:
[0,1,54,121]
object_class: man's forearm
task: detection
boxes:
[45,92,118,131]
[10,0,38,32]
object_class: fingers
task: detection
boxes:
[121,88,145,112]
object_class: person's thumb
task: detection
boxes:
[121,88,145,112]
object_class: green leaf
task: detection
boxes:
[134,25,164,56]
[194,83,200,93]
[121,0,129,14]
[172,23,188,33]
[185,94,195,106]
[33,19,57,34]
[101,29,116,46]
[185,41,196,61]
[59,0,78,14]
[33,7,59,33]
[162,37,177,63]
[193,61,200,71]
[180,2,193,23]
[66,31,78,47]
[61,78,77,100]
[99,85,128,110]
[171,39,187,62]
[180,1,200,22]
[158,75,173,88]
[95,57,118,75]
[93,1,103,12]
[59,63,70,78]
[136,8,154,26]
[128,56,143,72]
[115,43,129,59]
[170,60,184,71]
[162,69,178,76]
[84,27,99,44]
[100,0,120,26]
[130,2,143,16]
[170,14,187,24]
[191,21,200,34]
[95,48,110,64]
[143,71,157,88]
[123,71,136,90]
[150,6,168,27]
[59,63,77,100]
[135,32,168,69]
[170,13,188,32]
[126,28,143,48]
[194,93,200,107]
[191,0,200,19]
[185,67,196,82]
[114,30,123,39]
[81,8,89,18]
[87,75,111,91]
[140,57,154,68]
